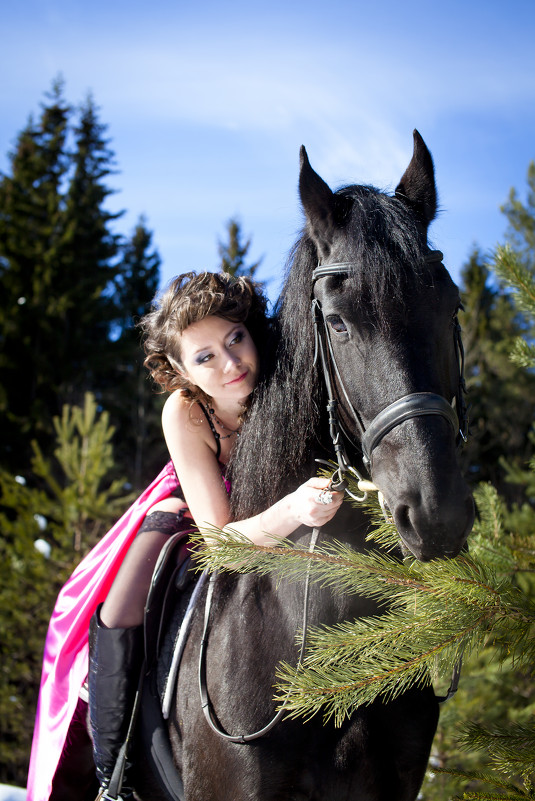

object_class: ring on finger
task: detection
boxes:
[316,489,333,505]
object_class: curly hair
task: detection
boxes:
[139,272,270,404]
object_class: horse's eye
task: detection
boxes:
[326,315,347,334]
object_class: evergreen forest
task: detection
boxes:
[1,82,535,795]
[0,82,261,785]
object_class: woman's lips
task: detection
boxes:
[225,370,248,385]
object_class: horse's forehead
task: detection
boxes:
[315,263,458,326]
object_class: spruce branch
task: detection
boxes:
[191,501,534,726]
[509,337,535,369]
[272,615,479,725]
[493,244,535,320]
[458,721,535,781]
[437,764,531,801]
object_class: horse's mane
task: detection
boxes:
[229,184,427,519]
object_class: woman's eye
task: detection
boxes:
[230,331,244,346]
[326,315,347,334]
[197,353,213,364]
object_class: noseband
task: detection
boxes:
[311,250,468,489]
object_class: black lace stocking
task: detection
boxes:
[100,510,189,629]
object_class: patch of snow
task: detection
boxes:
[0,785,26,801]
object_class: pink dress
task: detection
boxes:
[27,461,180,801]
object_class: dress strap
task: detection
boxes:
[198,402,221,460]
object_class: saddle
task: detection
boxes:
[135,531,205,801]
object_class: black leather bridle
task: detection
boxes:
[311,250,468,491]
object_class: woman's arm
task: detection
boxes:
[162,393,343,547]
[221,476,343,545]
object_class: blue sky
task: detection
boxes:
[2,0,535,301]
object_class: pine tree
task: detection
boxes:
[0,472,57,785]
[459,250,535,502]
[30,392,135,553]
[116,216,160,324]
[53,92,122,410]
[217,217,263,278]
[0,83,164,484]
[108,216,166,487]
[0,79,71,467]
[0,393,133,785]
[502,161,535,270]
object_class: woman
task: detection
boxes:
[28,272,343,801]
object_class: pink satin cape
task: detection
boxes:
[27,461,179,801]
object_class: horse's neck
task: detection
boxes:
[282,504,378,622]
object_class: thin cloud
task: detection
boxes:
[2,0,534,295]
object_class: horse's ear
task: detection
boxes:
[395,130,437,227]
[299,146,336,260]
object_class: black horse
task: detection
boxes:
[136,131,475,801]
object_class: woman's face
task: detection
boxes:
[177,315,259,404]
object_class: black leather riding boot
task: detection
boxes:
[88,605,144,800]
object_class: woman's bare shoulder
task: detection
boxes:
[163,390,192,422]
[162,392,212,450]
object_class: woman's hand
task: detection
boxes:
[289,477,344,528]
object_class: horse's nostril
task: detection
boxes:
[390,490,473,561]
[395,505,411,532]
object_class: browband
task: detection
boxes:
[311,251,444,285]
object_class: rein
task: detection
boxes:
[311,250,468,488]
[199,527,321,742]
